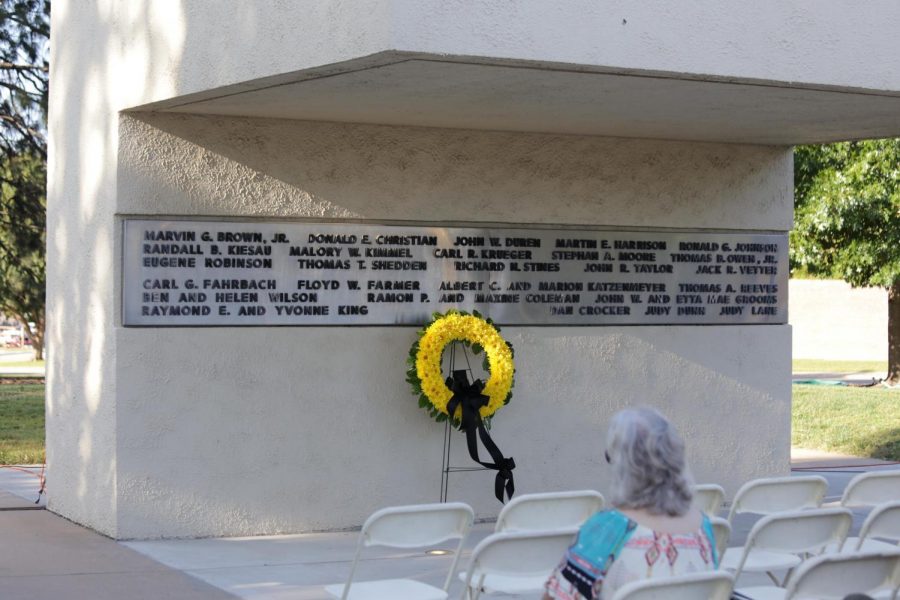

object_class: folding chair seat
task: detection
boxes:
[494,489,605,533]
[735,550,900,600]
[325,502,474,600]
[608,570,734,600]
[843,501,900,554]
[727,475,828,524]
[459,528,578,599]
[694,483,726,516]
[724,507,852,589]
[840,471,900,509]
[711,516,732,561]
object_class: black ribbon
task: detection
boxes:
[445,369,515,503]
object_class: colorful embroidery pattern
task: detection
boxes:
[545,510,719,600]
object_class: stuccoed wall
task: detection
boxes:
[49,1,821,538]
[111,113,791,538]
[84,2,900,109]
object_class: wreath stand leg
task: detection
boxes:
[439,342,490,502]
[441,420,497,502]
[440,420,451,503]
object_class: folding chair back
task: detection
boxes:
[461,528,577,599]
[693,484,726,516]
[710,516,731,561]
[363,502,473,548]
[855,501,900,552]
[732,507,852,581]
[841,471,900,508]
[326,502,474,600]
[608,570,734,600]
[495,490,604,533]
[727,475,827,522]
[784,550,900,600]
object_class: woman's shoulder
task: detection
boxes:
[574,509,637,552]
[614,506,707,535]
[582,508,631,529]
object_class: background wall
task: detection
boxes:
[111,113,792,538]
[790,279,887,362]
[50,0,821,539]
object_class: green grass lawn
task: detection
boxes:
[792,359,887,373]
[0,360,44,368]
[793,385,900,461]
[0,382,45,464]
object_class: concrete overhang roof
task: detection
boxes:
[138,53,900,146]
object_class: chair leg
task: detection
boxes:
[763,567,794,587]
[471,574,486,600]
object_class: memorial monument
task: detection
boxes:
[48,2,900,538]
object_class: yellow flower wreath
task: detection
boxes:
[407,311,515,423]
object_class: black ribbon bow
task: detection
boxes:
[445,369,515,503]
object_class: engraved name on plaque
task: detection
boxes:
[123,219,788,326]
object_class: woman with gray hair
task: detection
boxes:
[544,407,719,600]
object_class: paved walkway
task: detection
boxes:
[2,451,898,599]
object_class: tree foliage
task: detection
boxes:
[792,139,900,384]
[792,140,900,287]
[0,0,48,360]
[0,1,47,152]
[0,149,43,358]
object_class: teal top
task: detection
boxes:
[545,509,719,600]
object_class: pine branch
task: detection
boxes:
[0,61,46,72]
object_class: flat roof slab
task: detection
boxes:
[145,55,900,145]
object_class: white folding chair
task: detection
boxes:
[694,484,726,516]
[325,502,474,600]
[609,570,735,600]
[459,528,577,600]
[724,507,852,589]
[494,490,605,532]
[850,501,900,553]
[736,550,900,600]
[711,516,732,562]
[827,472,900,553]
[727,475,828,524]
[840,471,900,508]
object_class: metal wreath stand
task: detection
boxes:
[438,341,515,504]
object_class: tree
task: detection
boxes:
[0,149,43,358]
[0,0,48,360]
[792,139,900,385]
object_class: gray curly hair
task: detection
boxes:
[606,407,693,516]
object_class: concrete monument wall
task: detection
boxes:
[51,1,900,539]
[107,113,793,538]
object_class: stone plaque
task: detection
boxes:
[123,219,788,326]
